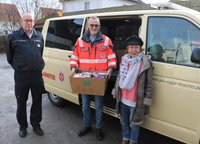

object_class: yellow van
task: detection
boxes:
[41,9,200,144]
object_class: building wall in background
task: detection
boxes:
[61,0,139,13]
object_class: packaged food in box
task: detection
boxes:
[70,72,108,96]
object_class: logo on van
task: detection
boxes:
[59,73,64,81]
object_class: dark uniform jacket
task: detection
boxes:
[6,27,45,71]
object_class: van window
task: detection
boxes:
[45,18,84,51]
[147,17,200,68]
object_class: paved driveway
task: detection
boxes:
[0,53,121,144]
[0,53,184,144]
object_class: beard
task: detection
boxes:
[90,30,98,36]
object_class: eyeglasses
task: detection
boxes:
[90,24,99,28]
[23,19,34,23]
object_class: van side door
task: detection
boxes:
[83,15,142,115]
[145,15,200,144]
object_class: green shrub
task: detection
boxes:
[0,35,7,53]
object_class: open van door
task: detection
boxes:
[42,18,84,105]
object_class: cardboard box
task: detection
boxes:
[70,73,108,96]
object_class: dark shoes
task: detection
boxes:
[77,127,104,141]
[33,126,44,136]
[122,140,137,144]
[96,128,104,141]
[129,142,137,144]
[18,126,44,137]
[19,128,27,138]
[122,140,129,144]
[77,127,92,137]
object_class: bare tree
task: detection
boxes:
[4,4,21,32]
[11,0,61,20]
[0,3,21,34]
[0,0,60,34]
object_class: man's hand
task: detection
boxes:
[106,68,113,79]
[72,67,77,73]
[72,67,83,73]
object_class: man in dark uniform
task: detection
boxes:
[6,13,45,138]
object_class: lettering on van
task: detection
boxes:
[42,72,56,80]
[153,77,200,91]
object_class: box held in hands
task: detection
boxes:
[70,72,108,96]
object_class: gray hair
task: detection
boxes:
[21,13,34,20]
[88,16,100,24]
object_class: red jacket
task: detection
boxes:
[70,31,117,71]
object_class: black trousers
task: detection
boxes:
[14,71,43,129]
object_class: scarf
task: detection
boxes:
[119,52,143,90]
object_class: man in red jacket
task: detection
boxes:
[70,16,117,141]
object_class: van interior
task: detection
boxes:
[99,16,142,67]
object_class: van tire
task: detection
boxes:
[47,92,66,107]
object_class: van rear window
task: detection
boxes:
[45,18,84,51]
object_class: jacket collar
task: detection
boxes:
[140,54,151,74]
[19,27,39,37]
[82,31,103,44]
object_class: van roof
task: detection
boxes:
[61,4,153,16]
[46,9,200,21]
[36,4,153,26]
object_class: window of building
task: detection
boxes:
[84,2,90,10]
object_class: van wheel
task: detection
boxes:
[47,92,66,107]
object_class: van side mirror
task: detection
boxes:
[191,47,200,64]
